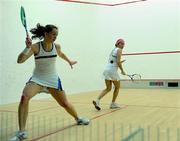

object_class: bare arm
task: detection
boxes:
[55,43,77,68]
[117,49,126,75]
[17,48,34,63]
[17,37,34,63]
[17,36,39,63]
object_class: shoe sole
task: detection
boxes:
[77,120,90,125]
[93,101,101,111]
[77,121,90,125]
[110,106,120,109]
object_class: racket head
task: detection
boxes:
[131,74,141,81]
[20,6,28,32]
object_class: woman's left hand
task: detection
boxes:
[69,61,77,69]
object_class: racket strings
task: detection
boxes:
[20,7,26,26]
[131,74,141,81]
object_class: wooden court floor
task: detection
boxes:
[0,89,180,141]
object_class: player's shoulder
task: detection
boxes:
[116,47,121,51]
[30,42,40,53]
[31,42,39,48]
[116,48,122,54]
[54,43,61,49]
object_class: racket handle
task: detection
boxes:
[25,36,32,48]
[120,60,126,63]
[25,29,29,38]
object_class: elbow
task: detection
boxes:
[17,54,25,64]
[60,53,64,58]
[17,60,23,64]
[117,62,121,66]
[17,58,25,64]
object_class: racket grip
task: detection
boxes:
[25,35,32,48]
[120,60,126,63]
[26,30,29,38]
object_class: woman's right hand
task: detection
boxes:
[25,36,32,48]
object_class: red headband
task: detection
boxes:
[115,38,125,46]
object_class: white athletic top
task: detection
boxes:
[29,42,62,90]
[105,47,121,71]
[103,47,121,81]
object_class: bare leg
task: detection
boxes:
[112,80,120,103]
[18,82,42,131]
[92,80,112,110]
[49,88,78,120]
[97,80,112,100]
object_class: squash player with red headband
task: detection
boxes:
[93,38,126,110]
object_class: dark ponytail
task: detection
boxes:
[30,23,58,40]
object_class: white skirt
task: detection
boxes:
[103,69,120,81]
[28,74,63,92]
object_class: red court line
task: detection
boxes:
[57,0,112,6]
[0,106,58,113]
[29,102,125,113]
[91,105,128,120]
[56,0,147,6]
[128,104,180,109]
[0,110,17,113]
[0,102,93,113]
[1,98,180,113]
[30,124,77,141]
[3,102,119,113]
[30,106,128,141]
[113,0,147,6]
[123,50,180,56]
[29,106,59,113]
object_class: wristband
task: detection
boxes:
[22,47,31,55]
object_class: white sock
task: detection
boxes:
[96,99,100,103]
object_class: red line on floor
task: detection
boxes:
[128,104,180,109]
[0,110,17,113]
[30,106,128,141]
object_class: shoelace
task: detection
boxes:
[17,133,25,140]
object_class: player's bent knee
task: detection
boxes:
[114,86,120,90]
[62,101,69,108]
[20,95,30,104]
[106,88,112,92]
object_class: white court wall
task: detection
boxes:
[0,1,2,105]
[0,0,180,104]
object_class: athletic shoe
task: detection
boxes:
[110,102,120,109]
[92,100,101,111]
[77,117,90,125]
[9,131,28,141]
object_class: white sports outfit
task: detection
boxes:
[103,47,121,81]
[28,42,63,91]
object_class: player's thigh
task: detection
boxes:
[22,82,43,99]
[112,80,120,89]
[105,80,112,90]
[48,88,68,105]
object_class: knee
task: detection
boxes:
[20,94,30,104]
[61,101,70,108]
[114,86,120,91]
[106,87,112,92]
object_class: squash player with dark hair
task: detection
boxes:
[10,23,90,141]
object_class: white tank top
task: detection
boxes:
[33,42,57,76]
[105,47,121,70]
